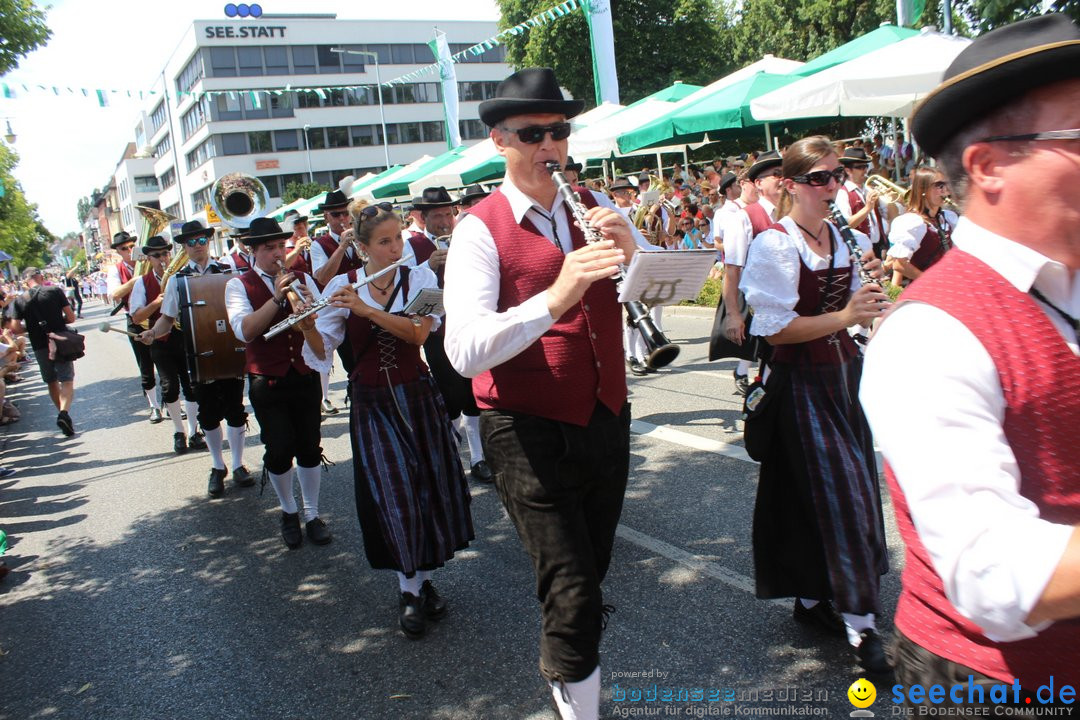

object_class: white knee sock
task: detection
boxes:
[622,324,634,361]
[416,570,432,585]
[225,424,245,470]
[843,612,876,647]
[145,390,160,410]
[165,400,184,434]
[736,359,751,376]
[185,400,199,436]
[650,305,664,331]
[296,465,321,522]
[268,470,298,514]
[320,371,330,402]
[461,415,483,465]
[204,426,225,470]
[551,666,600,720]
[397,572,421,596]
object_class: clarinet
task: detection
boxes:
[546,162,679,369]
[826,200,886,290]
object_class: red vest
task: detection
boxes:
[408,232,436,265]
[910,215,953,271]
[237,270,312,377]
[884,249,1080,686]
[314,234,364,277]
[344,267,427,387]
[845,186,872,236]
[744,202,773,238]
[466,188,626,426]
[229,251,251,272]
[141,272,169,342]
[116,261,134,309]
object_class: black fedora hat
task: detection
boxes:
[316,189,350,212]
[413,186,456,210]
[564,156,583,173]
[609,176,634,192]
[173,220,215,244]
[838,147,872,165]
[718,171,738,193]
[141,235,171,254]
[111,231,134,249]
[478,67,584,127]
[283,209,308,224]
[746,150,782,180]
[244,217,293,247]
[459,184,490,203]
[912,13,1080,157]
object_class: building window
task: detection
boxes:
[305,126,326,150]
[165,202,181,219]
[398,122,422,144]
[280,173,305,190]
[248,131,272,153]
[327,126,350,148]
[215,93,244,121]
[150,102,168,133]
[220,133,248,156]
[158,167,177,189]
[367,44,390,64]
[317,45,341,73]
[384,124,400,145]
[274,129,300,151]
[241,92,268,119]
[175,51,205,93]
[269,92,293,118]
[295,90,319,109]
[185,138,215,171]
[346,87,373,105]
[291,46,316,75]
[181,96,211,141]
[413,43,435,63]
[394,85,417,104]
[391,44,414,64]
[134,175,159,193]
[459,118,487,141]
[264,46,289,75]
[191,185,211,209]
[340,46,366,72]
[237,46,263,76]
[421,121,445,144]
[257,175,281,197]
[153,134,172,158]
[350,125,377,147]
[209,47,237,77]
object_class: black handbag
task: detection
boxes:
[709,291,765,362]
[741,364,789,462]
[47,328,85,362]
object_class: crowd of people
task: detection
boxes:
[3,13,1078,720]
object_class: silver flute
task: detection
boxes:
[263,258,409,340]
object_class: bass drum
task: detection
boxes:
[176,274,246,383]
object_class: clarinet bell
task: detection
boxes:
[643,328,680,369]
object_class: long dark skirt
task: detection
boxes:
[753,356,887,615]
[350,373,474,576]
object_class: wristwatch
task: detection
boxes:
[410,316,422,328]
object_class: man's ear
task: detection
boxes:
[963,143,1006,196]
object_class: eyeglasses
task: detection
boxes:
[791,167,847,187]
[184,237,210,247]
[976,128,1080,144]
[757,169,783,180]
[932,181,949,190]
[327,210,350,219]
[847,163,869,171]
[147,251,169,259]
[360,202,394,218]
[118,244,135,252]
[499,122,572,144]
[678,221,693,227]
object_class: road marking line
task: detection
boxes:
[630,419,754,463]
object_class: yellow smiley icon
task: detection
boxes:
[848,678,876,708]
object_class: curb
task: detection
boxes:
[663,305,715,319]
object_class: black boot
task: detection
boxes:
[420,580,447,620]
[399,591,427,638]
[280,511,303,549]
[207,468,226,498]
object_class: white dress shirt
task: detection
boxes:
[721,197,777,268]
[711,198,745,243]
[301,265,441,374]
[225,266,320,343]
[160,260,220,319]
[220,251,252,274]
[443,178,651,379]
[860,217,1079,642]
[127,272,163,316]
[106,261,135,302]
[886,210,960,261]
[834,180,881,246]
[740,216,869,338]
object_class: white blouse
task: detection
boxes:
[740,216,870,338]
[301,265,442,375]
[887,209,959,261]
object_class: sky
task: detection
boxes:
[2,0,501,236]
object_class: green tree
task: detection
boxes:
[965,0,1080,32]
[0,0,52,75]
[282,180,328,204]
[0,145,53,269]
[497,0,732,106]
[76,195,95,224]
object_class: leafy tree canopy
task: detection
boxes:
[0,0,52,75]
[0,145,56,269]
[283,181,329,204]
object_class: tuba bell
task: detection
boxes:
[210,172,269,229]
[134,205,176,276]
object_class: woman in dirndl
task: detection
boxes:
[303,204,473,639]
[885,166,959,286]
[740,135,891,674]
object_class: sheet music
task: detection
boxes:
[402,288,444,317]
[617,249,715,306]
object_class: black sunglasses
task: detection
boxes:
[791,167,846,187]
[500,122,572,144]
[118,244,136,252]
[184,237,210,247]
[976,128,1080,144]
[327,209,351,219]
[360,202,394,218]
[847,163,869,170]
[147,251,169,259]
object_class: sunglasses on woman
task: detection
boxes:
[499,122,572,144]
[360,201,394,218]
[184,237,210,247]
[791,167,847,187]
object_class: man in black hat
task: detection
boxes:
[138,220,254,497]
[128,235,204,454]
[457,184,490,212]
[562,156,582,186]
[608,176,636,218]
[224,217,331,549]
[444,66,645,720]
[309,189,364,289]
[220,230,253,274]
[403,197,426,239]
[106,230,163,423]
[834,147,886,260]
[861,14,1080,702]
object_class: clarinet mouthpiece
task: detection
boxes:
[545,161,562,173]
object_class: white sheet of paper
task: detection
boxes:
[617,249,715,306]
[402,288,444,317]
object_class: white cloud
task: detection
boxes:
[2,0,500,236]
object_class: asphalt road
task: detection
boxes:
[0,300,903,720]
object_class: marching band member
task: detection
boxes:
[886,166,959,284]
[302,203,472,638]
[608,176,636,218]
[445,67,636,720]
[137,220,253,498]
[833,148,886,260]
[220,232,253,273]
[225,217,331,549]
[862,14,1080,702]
[457,184,490,212]
[405,187,493,482]
[309,190,365,289]
[107,231,162,423]
[741,135,890,674]
[720,153,782,395]
[128,235,204,454]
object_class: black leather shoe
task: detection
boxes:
[305,517,333,545]
[281,511,303,549]
[629,359,648,376]
[399,592,427,638]
[231,466,255,487]
[793,599,845,637]
[470,460,493,483]
[420,580,447,620]
[856,630,891,674]
[188,432,207,450]
[149,407,164,424]
[174,432,188,454]
[207,467,227,498]
[56,411,75,437]
[733,371,751,396]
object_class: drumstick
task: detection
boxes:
[99,322,140,339]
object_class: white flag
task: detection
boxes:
[583,0,619,105]
[429,31,462,149]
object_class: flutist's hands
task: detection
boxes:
[546,240,625,320]
[328,286,370,318]
[272,271,296,303]
[582,206,637,264]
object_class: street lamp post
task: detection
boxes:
[330,47,391,171]
[303,123,314,183]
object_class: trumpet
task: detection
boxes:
[546,162,679,370]
[263,258,409,340]
[865,174,909,205]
